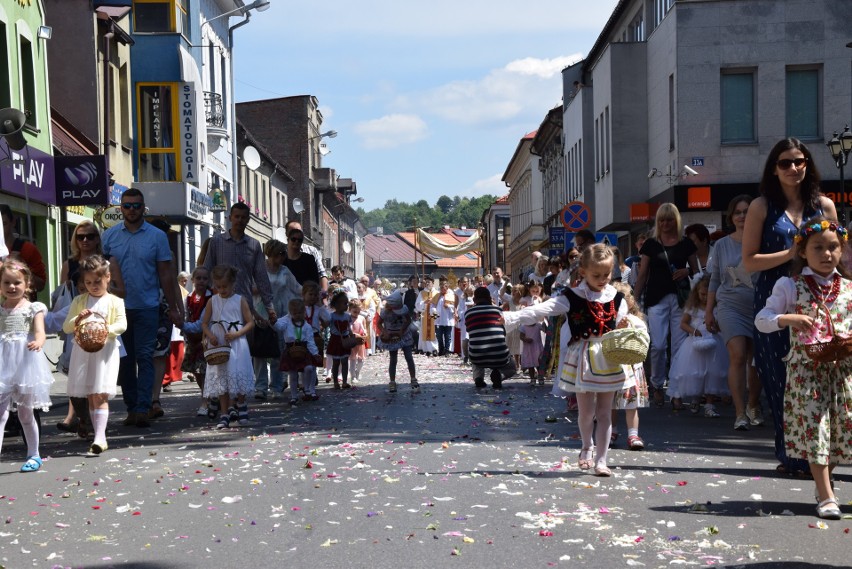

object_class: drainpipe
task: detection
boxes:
[227,13,252,210]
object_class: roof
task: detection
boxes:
[501,130,539,182]
[495,194,510,205]
[51,108,98,156]
[364,233,419,264]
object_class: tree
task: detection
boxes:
[356,195,498,234]
[436,195,454,215]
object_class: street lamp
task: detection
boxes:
[207,0,270,24]
[827,126,852,225]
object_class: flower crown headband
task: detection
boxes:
[793,220,848,243]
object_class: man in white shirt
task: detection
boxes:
[487,267,508,306]
[332,266,358,300]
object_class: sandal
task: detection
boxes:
[594,463,612,477]
[149,400,164,419]
[20,456,42,472]
[817,497,842,520]
[333,380,341,390]
[609,432,619,448]
[653,390,665,408]
[578,448,594,470]
[671,398,686,412]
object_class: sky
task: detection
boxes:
[233,0,620,211]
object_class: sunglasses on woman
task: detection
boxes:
[76,233,99,241]
[776,157,807,170]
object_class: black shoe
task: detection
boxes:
[474,378,487,389]
[490,369,503,389]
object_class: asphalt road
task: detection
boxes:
[0,350,848,568]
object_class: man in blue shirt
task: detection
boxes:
[102,188,184,427]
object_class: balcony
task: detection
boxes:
[204,91,228,150]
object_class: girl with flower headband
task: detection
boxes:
[743,137,837,480]
[756,215,852,520]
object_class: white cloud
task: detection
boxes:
[396,53,582,126]
[465,174,506,198]
[505,55,581,78]
[354,114,428,149]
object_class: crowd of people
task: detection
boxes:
[1,137,851,520]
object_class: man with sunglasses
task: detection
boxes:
[203,202,276,324]
[101,188,185,428]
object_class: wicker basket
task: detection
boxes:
[601,328,650,366]
[286,344,309,361]
[803,303,852,363]
[203,322,231,365]
[75,313,109,353]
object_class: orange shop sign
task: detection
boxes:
[687,186,712,209]
[629,202,659,222]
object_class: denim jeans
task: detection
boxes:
[119,307,159,414]
[646,293,687,390]
[253,357,285,394]
[436,325,453,355]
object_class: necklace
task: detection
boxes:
[804,274,841,305]
[586,298,618,335]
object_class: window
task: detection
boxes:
[604,106,610,173]
[133,1,174,33]
[19,36,35,128]
[787,68,820,139]
[668,74,675,150]
[0,22,10,110]
[119,63,131,147]
[177,0,190,38]
[137,83,178,181]
[721,71,755,144]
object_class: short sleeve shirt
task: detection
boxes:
[102,221,172,309]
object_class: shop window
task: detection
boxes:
[137,83,179,181]
[721,70,755,144]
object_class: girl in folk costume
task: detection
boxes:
[0,260,54,472]
[63,255,127,455]
[356,281,376,356]
[376,290,419,393]
[415,275,439,356]
[508,244,633,477]
[348,299,368,383]
[756,217,852,520]
[326,289,358,389]
[274,298,320,404]
[181,266,214,417]
[302,281,330,392]
[610,281,648,451]
[202,265,255,430]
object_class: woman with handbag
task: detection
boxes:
[56,221,125,437]
[253,239,302,400]
[633,203,699,407]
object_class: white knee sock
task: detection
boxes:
[92,408,109,446]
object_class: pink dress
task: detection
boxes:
[349,315,367,361]
[520,296,544,369]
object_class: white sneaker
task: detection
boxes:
[746,405,764,426]
[734,414,750,431]
[704,404,720,418]
[196,406,208,417]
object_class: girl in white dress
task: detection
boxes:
[63,256,127,455]
[202,265,255,429]
[667,277,729,416]
[0,259,54,472]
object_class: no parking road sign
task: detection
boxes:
[561,201,591,231]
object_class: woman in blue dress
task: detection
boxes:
[743,138,836,477]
